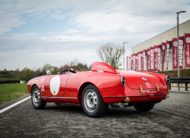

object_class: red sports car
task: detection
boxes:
[27,62,169,117]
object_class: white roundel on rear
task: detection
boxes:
[50,76,60,96]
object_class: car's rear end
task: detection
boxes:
[91,62,169,104]
[86,62,170,116]
[120,70,169,103]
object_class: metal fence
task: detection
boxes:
[0,80,20,84]
[169,77,190,91]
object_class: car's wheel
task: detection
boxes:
[55,103,64,106]
[82,85,107,117]
[31,86,46,109]
[55,103,61,106]
[134,102,154,112]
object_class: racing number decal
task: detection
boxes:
[50,76,60,96]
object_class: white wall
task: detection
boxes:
[132,20,190,53]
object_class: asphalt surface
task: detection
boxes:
[0,92,190,138]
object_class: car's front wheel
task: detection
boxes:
[82,85,107,117]
[31,86,46,109]
[134,102,155,112]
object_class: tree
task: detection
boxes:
[19,68,34,82]
[60,62,89,72]
[97,43,123,69]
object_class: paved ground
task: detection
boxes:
[0,92,190,138]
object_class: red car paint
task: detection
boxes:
[27,62,169,105]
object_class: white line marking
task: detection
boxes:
[0,96,31,114]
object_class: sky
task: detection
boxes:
[0,0,190,70]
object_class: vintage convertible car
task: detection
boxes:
[27,62,169,117]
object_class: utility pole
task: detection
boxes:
[123,41,128,70]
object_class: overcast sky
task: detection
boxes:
[0,0,190,70]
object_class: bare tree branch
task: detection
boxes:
[97,43,123,69]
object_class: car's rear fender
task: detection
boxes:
[77,72,126,104]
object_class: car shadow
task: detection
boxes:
[45,103,83,113]
[44,103,156,118]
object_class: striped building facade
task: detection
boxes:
[127,20,190,72]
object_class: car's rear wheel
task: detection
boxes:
[82,85,107,117]
[31,86,46,109]
[134,102,155,112]
[55,103,61,106]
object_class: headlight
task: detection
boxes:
[121,76,126,86]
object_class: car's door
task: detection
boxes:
[42,74,69,97]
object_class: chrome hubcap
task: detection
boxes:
[32,89,40,106]
[84,89,98,112]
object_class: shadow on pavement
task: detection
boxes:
[43,103,156,118]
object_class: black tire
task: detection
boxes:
[55,103,61,106]
[82,85,107,117]
[55,103,65,106]
[134,102,155,112]
[31,86,46,109]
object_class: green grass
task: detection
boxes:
[0,83,28,104]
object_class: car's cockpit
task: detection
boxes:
[60,68,77,75]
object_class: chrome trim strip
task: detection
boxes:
[42,96,78,100]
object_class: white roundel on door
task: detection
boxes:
[50,76,60,96]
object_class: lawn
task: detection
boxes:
[0,83,28,104]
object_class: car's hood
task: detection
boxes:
[119,71,165,90]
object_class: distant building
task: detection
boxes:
[127,20,190,72]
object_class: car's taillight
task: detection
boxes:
[120,76,126,86]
